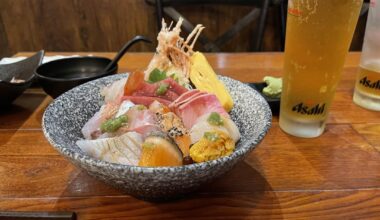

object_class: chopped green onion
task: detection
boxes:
[148,68,167,83]
[207,112,224,126]
[204,132,220,142]
[169,73,179,83]
[100,115,128,133]
[156,83,169,95]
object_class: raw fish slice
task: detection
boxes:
[81,105,106,140]
[190,120,229,144]
[101,102,120,120]
[101,78,127,103]
[149,100,164,113]
[176,93,229,129]
[130,78,187,101]
[161,78,188,95]
[122,96,171,106]
[156,111,191,157]
[190,113,240,144]
[149,100,171,115]
[115,100,135,117]
[127,108,161,137]
[133,89,179,102]
[170,90,207,111]
[76,132,143,165]
[81,101,121,140]
[169,89,200,108]
[124,71,188,100]
[131,125,161,138]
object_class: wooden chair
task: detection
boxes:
[146,0,276,52]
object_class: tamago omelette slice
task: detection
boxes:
[189,52,234,112]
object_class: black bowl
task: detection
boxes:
[0,50,44,107]
[247,82,280,115]
[35,57,117,98]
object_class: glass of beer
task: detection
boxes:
[279,0,363,138]
[353,1,380,111]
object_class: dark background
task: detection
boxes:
[0,0,368,57]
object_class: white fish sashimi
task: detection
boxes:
[82,101,125,140]
[190,120,229,144]
[190,113,241,144]
[115,100,135,117]
[76,132,143,165]
[81,105,106,140]
[101,78,127,103]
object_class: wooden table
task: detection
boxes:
[1,52,380,219]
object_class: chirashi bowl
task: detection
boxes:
[42,73,272,200]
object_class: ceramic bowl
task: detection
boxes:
[248,82,280,116]
[42,74,272,201]
[0,50,44,107]
[35,57,117,98]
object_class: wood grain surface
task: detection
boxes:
[0,0,281,57]
[0,0,368,57]
[1,52,379,219]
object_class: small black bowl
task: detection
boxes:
[248,82,280,115]
[35,57,117,98]
[0,50,44,107]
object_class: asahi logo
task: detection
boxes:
[359,76,380,90]
[292,102,325,115]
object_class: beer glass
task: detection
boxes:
[353,1,380,110]
[279,0,363,138]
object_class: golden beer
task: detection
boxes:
[279,0,363,138]
[353,61,380,110]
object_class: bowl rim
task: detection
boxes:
[0,78,34,87]
[0,50,44,86]
[42,74,272,173]
[34,56,118,82]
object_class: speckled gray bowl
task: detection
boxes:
[42,73,272,201]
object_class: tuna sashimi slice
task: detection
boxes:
[122,96,171,106]
[132,78,187,101]
[176,93,229,129]
[162,78,188,95]
[124,71,188,101]
[133,89,179,102]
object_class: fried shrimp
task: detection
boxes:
[145,18,204,87]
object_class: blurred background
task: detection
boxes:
[0,0,369,57]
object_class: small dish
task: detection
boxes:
[0,50,44,107]
[248,82,280,115]
[35,36,151,98]
[35,57,117,98]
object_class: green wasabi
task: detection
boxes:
[156,83,169,95]
[263,76,282,98]
[100,115,128,133]
[148,68,167,83]
[207,112,224,126]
